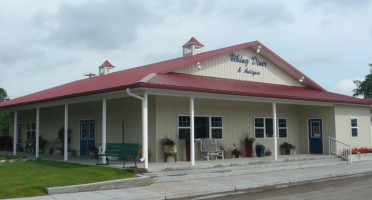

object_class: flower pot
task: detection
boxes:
[245,140,253,157]
[284,147,291,155]
[163,144,171,153]
[186,141,190,161]
[166,156,176,163]
[234,153,240,158]
[256,146,265,157]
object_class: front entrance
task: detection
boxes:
[80,120,96,156]
[308,119,323,154]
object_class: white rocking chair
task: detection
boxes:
[199,138,224,161]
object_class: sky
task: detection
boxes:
[0,0,371,99]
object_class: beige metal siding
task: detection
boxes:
[174,48,304,87]
[334,105,371,149]
[155,96,313,162]
[10,98,146,157]
[297,106,335,154]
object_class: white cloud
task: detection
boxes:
[0,0,372,99]
[332,78,363,96]
[36,0,158,50]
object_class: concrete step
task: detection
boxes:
[147,157,345,183]
[148,155,338,173]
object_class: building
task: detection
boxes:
[0,37,371,169]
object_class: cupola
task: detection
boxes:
[182,37,204,57]
[98,60,115,76]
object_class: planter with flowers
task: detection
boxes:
[244,135,255,157]
[232,148,243,158]
[255,144,265,157]
[161,137,177,162]
[265,149,272,156]
[280,142,295,155]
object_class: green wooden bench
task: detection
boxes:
[96,143,139,168]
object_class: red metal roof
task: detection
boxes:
[98,60,115,68]
[182,37,204,47]
[0,41,370,109]
[140,73,372,105]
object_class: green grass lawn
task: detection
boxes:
[0,160,135,199]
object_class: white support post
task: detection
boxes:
[35,108,40,158]
[349,143,352,164]
[142,93,148,169]
[190,97,195,166]
[272,102,278,160]
[102,99,107,164]
[328,136,331,155]
[64,104,68,161]
[13,111,17,156]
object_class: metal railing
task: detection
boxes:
[329,136,352,164]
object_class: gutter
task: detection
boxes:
[126,88,146,164]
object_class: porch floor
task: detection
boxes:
[1,151,334,172]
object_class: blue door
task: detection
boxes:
[80,120,96,156]
[308,119,323,154]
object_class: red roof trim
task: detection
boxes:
[138,73,371,105]
[159,41,257,74]
[0,40,363,109]
[258,42,325,91]
[163,41,325,91]
[98,60,115,68]
[182,37,204,47]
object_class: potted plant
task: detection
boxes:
[280,142,295,155]
[39,136,48,154]
[231,148,242,158]
[88,146,97,158]
[255,143,265,157]
[244,134,255,157]
[4,136,13,151]
[57,127,71,154]
[265,149,272,156]
[161,137,177,162]
[49,147,54,154]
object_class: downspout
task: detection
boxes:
[126,88,146,163]
[127,88,144,101]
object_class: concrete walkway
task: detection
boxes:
[8,161,372,200]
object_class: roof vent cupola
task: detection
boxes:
[98,60,115,76]
[182,37,204,57]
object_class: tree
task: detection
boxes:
[353,64,372,98]
[0,88,10,136]
[0,88,9,102]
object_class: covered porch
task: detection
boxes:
[3,88,336,169]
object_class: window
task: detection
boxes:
[278,119,287,138]
[178,116,190,140]
[26,123,36,140]
[351,118,358,138]
[178,116,223,140]
[89,122,95,139]
[211,117,223,139]
[254,118,287,138]
[254,118,265,138]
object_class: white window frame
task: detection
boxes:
[177,115,223,140]
[254,117,287,139]
[350,117,358,138]
[210,116,223,139]
[177,115,191,141]
[254,117,267,139]
[26,122,36,140]
[278,118,288,139]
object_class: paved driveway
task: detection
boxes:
[191,173,372,200]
